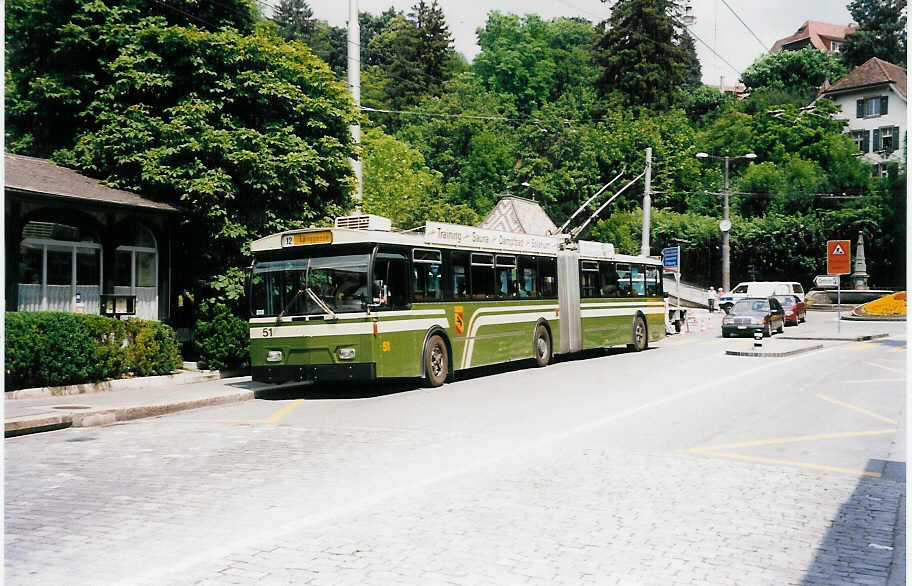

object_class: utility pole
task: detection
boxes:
[639,147,652,257]
[722,156,730,291]
[347,0,362,212]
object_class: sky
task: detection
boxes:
[303,0,853,87]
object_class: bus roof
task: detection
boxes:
[251,221,660,265]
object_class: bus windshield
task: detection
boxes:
[250,254,370,317]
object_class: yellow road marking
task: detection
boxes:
[889,345,907,353]
[690,428,896,452]
[265,399,304,424]
[815,394,897,424]
[844,378,906,384]
[689,450,882,478]
[848,342,877,350]
[866,361,905,375]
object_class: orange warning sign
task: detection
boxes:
[454,306,465,335]
[827,240,851,275]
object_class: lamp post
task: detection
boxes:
[696,152,757,291]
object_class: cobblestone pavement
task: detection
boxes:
[5,314,906,585]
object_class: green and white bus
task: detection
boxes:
[249,215,666,387]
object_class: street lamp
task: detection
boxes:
[695,152,757,291]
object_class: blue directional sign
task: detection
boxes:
[662,246,680,272]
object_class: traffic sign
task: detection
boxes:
[662,246,680,272]
[827,240,851,275]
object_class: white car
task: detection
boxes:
[719,281,805,312]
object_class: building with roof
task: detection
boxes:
[478,196,558,236]
[771,21,856,55]
[818,57,907,173]
[5,153,179,320]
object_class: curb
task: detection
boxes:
[845,314,906,322]
[777,333,889,342]
[5,370,221,400]
[4,389,255,438]
[725,344,824,358]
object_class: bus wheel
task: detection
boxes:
[424,334,449,387]
[629,315,648,352]
[532,324,552,367]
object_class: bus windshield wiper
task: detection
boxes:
[306,287,337,320]
[279,288,306,320]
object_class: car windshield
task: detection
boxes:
[732,299,769,314]
[775,295,796,306]
[250,254,370,317]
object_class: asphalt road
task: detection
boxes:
[5,312,907,585]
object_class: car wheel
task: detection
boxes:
[423,334,449,388]
[532,324,552,367]
[628,315,648,352]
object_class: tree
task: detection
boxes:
[273,0,314,42]
[409,1,454,92]
[740,47,847,99]
[473,13,600,113]
[360,8,401,66]
[362,127,478,227]
[679,28,702,89]
[841,0,907,68]
[5,0,260,157]
[9,6,358,307]
[594,0,694,110]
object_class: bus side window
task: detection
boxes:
[517,255,538,298]
[616,263,632,297]
[599,261,618,297]
[412,248,442,301]
[539,257,557,298]
[449,250,470,300]
[645,265,659,297]
[471,253,495,299]
[580,260,599,298]
[630,264,645,297]
[495,255,517,298]
[374,250,409,310]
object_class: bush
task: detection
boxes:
[4,312,182,391]
[194,309,250,371]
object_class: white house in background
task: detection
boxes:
[818,57,907,175]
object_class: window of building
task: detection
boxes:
[858,96,888,118]
[875,126,898,152]
[116,224,158,289]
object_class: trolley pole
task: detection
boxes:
[640,147,652,257]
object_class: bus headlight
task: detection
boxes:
[338,347,356,360]
[266,350,283,362]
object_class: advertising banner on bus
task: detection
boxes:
[424,221,561,255]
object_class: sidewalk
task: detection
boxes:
[4,374,276,437]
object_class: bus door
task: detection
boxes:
[557,250,582,354]
[370,248,413,376]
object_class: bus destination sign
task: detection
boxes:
[282,231,333,247]
[424,221,560,255]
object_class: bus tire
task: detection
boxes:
[532,324,552,367]
[628,314,648,352]
[423,334,449,388]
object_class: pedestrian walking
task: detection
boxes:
[706,287,716,312]
[717,287,725,313]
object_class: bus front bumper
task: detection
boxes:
[253,363,377,384]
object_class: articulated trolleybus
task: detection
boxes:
[249,214,666,387]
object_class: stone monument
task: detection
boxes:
[851,231,869,290]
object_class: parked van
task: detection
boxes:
[719,281,805,312]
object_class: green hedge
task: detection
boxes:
[5,312,182,391]
[194,309,250,371]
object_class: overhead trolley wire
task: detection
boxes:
[718,0,770,53]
